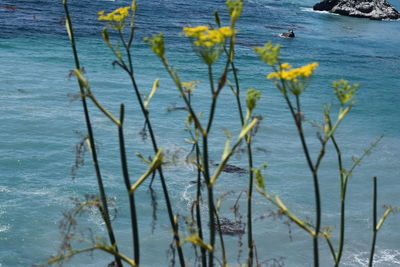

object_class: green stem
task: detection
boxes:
[118,30,134,73]
[287,94,320,267]
[63,2,122,266]
[118,104,140,264]
[128,73,186,267]
[115,31,185,265]
[332,135,345,266]
[246,142,254,266]
[202,136,215,267]
[369,177,378,267]
[214,209,227,266]
[195,144,207,267]
[206,64,217,133]
[230,58,254,266]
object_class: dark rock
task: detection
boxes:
[214,163,248,174]
[313,0,400,20]
[166,105,188,112]
[1,5,20,12]
[215,217,245,236]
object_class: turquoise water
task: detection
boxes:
[1,0,399,266]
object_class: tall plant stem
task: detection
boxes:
[127,73,186,267]
[115,29,185,265]
[285,93,321,267]
[195,144,207,267]
[204,63,225,266]
[118,30,134,73]
[332,136,346,266]
[214,209,227,266]
[202,135,215,267]
[230,60,254,266]
[246,143,254,266]
[206,64,217,133]
[369,177,378,267]
[63,2,122,266]
[118,104,140,264]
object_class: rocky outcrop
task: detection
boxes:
[313,0,400,20]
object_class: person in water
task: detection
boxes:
[281,29,295,38]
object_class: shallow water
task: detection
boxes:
[1,0,399,266]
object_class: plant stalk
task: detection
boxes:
[118,104,140,264]
[63,2,122,266]
[369,176,378,267]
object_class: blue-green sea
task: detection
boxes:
[1,0,399,266]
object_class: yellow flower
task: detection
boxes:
[333,80,358,105]
[267,62,318,81]
[226,0,243,24]
[182,26,234,64]
[98,6,131,30]
[183,26,233,48]
[267,62,319,96]
[182,81,200,94]
[279,63,292,69]
[254,42,280,66]
[144,33,165,58]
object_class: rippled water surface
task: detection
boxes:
[1,0,399,266]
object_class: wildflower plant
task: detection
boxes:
[254,42,392,267]
[182,26,234,65]
[53,0,394,266]
[98,6,131,31]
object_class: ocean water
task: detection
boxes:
[0,0,399,266]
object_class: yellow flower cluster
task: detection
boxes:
[333,80,358,105]
[183,26,234,48]
[226,0,243,23]
[144,33,165,58]
[254,42,280,66]
[182,81,200,92]
[98,7,130,22]
[98,7,130,30]
[267,62,319,82]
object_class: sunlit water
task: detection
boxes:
[0,0,399,266]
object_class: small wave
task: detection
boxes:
[181,183,196,208]
[300,7,339,15]
[0,186,10,193]
[20,189,50,196]
[351,249,400,266]
[0,224,10,233]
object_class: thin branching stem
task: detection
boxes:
[284,92,321,267]
[118,104,140,264]
[63,2,122,266]
[206,64,217,133]
[127,73,186,267]
[323,234,337,263]
[331,135,345,266]
[195,143,207,267]
[214,209,227,266]
[202,135,215,267]
[118,30,134,73]
[114,30,186,266]
[230,57,255,266]
[369,176,378,267]
[246,141,255,266]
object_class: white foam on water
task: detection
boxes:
[181,183,196,209]
[351,249,400,266]
[0,186,10,193]
[0,224,10,233]
[88,205,106,227]
[300,7,339,15]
